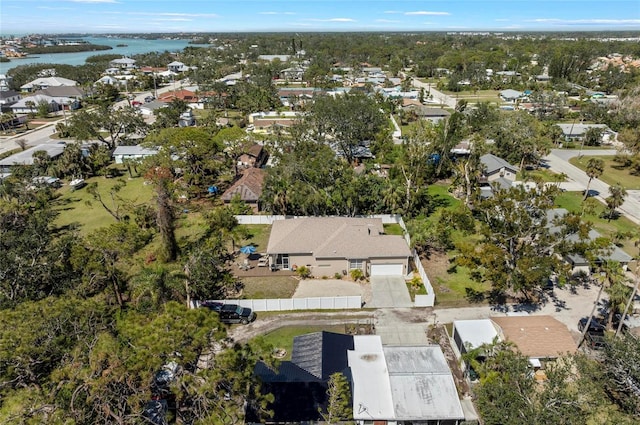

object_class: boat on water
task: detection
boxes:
[116,44,128,47]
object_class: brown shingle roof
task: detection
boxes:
[267,217,411,259]
[491,316,576,358]
[221,168,265,203]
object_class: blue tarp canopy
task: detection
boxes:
[240,245,256,254]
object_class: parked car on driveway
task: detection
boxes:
[218,304,256,324]
[578,316,606,333]
[200,300,223,312]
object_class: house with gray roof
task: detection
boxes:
[266,217,411,276]
[556,123,614,142]
[547,208,632,275]
[0,144,66,173]
[478,153,519,198]
[20,76,77,92]
[499,89,524,102]
[112,145,159,164]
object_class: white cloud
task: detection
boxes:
[405,11,450,16]
[375,19,401,23]
[528,18,640,25]
[153,18,192,22]
[384,11,402,14]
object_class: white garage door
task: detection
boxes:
[370,264,404,276]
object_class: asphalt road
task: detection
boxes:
[411,78,458,109]
[544,148,640,224]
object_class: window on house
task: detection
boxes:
[349,259,364,270]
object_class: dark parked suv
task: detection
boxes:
[218,304,256,324]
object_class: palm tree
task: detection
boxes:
[606,183,627,221]
[583,158,604,201]
[578,260,627,346]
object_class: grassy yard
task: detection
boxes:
[241,276,299,299]
[54,173,154,235]
[383,223,404,235]
[425,252,491,308]
[428,182,462,211]
[256,325,349,360]
[518,169,566,183]
[569,155,640,190]
[238,225,271,253]
[555,191,638,256]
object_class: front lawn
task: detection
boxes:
[569,155,640,190]
[256,325,349,360]
[241,276,299,299]
[555,191,637,256]
[423,252,491,307]
[518,169,566,183]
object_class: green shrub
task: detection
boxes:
[296,265,311,279]
[350,269,365,281]
[334,272,342,280]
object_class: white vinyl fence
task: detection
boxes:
[193,296,362,312]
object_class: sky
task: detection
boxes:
[1,0,639,34]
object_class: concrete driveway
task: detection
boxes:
[370,276,412,308]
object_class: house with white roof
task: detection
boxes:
[20,76,77,93]
[109,57,137,70]
[0,144,66,173]
[556,123,614,143]
[112,145,159,164]
[349,335,466,424]
[252,332,468,424]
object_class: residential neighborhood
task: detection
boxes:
[1,28,640,425]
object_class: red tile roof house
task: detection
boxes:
[266,217,411,277]
[220,168,265,213]
[158,89,198,103]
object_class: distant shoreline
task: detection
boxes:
[22,44,112,54]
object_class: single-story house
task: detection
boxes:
[20,76,77,92]
[499,89,524,102]
[33,86,85,109]
[158,89,198,103]
[252,332,467,425]
[279,67,305,81]
[548,208,632,274]
[556,123,614,142]
[220,168,265,212]
[491,316,576,359]
[452,319,500,356]
[112,145,159,164]
[349,336,466,425]
[0,144,66,173]
[0,90,21,111]
[413,107,451,124]
[109,57,137,70]
[257,54,291,62]
[252,331,354,423]
[95,76,122,86]
[266,217,411,276]
[138,100,168,117]
[10,95,63,114]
